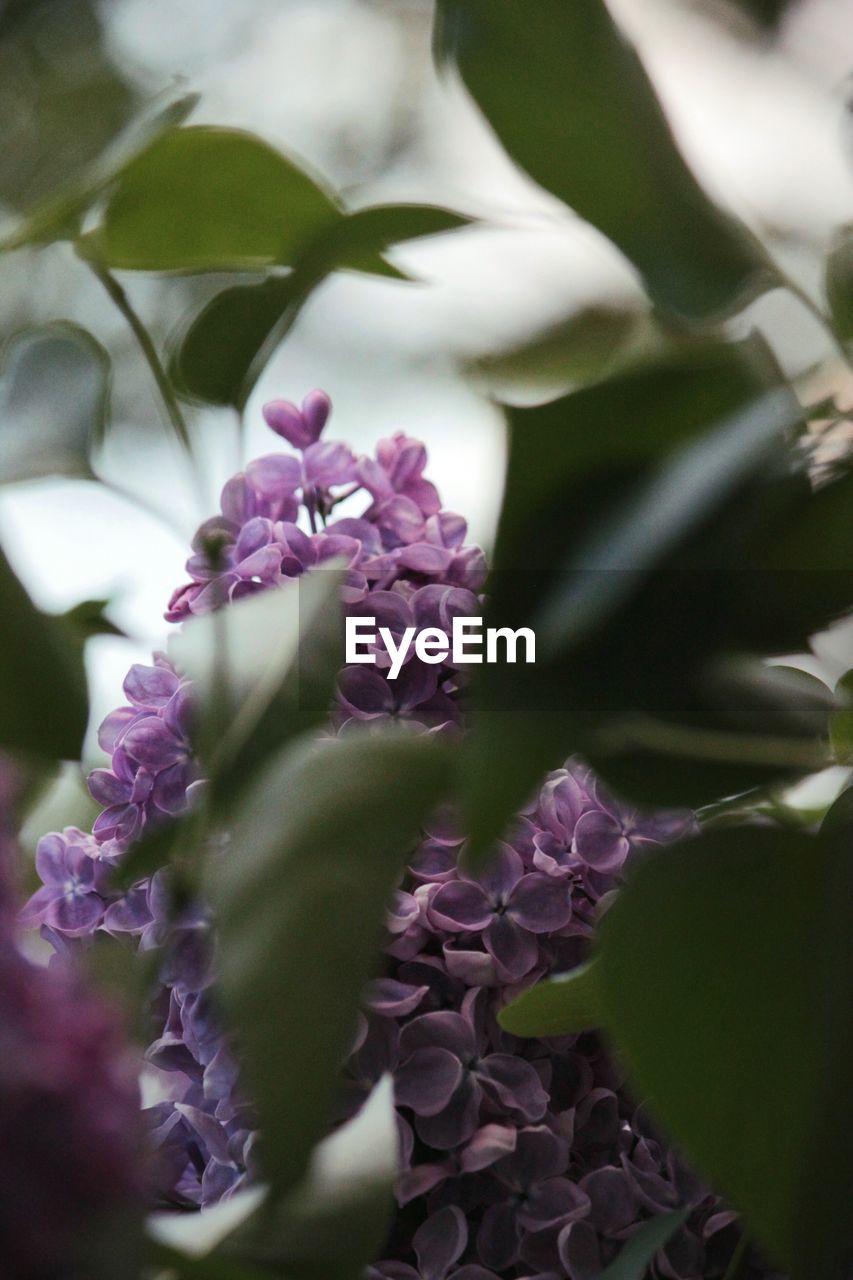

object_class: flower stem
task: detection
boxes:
[83,255,194,456]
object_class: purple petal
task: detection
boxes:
[522,1179,589,1230]
[246,453,302,497]
[46,890,103,936]
[415,1074,481,1150]
[557,1221,601,1280]
[122,716,185,768]
[395,1048,463,1116]
[460,1123,518,1173]
[508,874,572,933]
[123,663,179,708]
[573,810,630,874]
[366,979,429,1018]
[413,1206,467,1280]
[399,1011,475,1060]
[477,1055,548,1123]
[466,843,524,902]
[478,1203,520,1272]
[262,399,315,449]
[103,886,153,934]
[338,666,395,719]
[484,914,539,982]
[87,769,131,807]
[430,881,493,932]
[34,833,71,886]
[579,1167,638,1235]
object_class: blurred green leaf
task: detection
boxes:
[0,324,109,482]
[172,204,473,408]
[597,827,853,1279]
[170,568,344,806]
[464,338,808,842]
[498,960,603,1036]
[0,0,136,218]
[206,730,454,1198]
[727,0,797,30]
[437,0,774,321]
[825,227,853,346]
[79,125,341,272]
[598,1209,690,1280]
[228,1077,397,1280]
[59,597,125,641]
[0,544,89,760]
[829,708,853,764]
[0,91,198,251]
[472,305,652,397]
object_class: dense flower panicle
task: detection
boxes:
[0,760,143,1277]
[24,391,781,1278]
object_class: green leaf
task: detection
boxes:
[0,91,199,251]
[463,339,806,843]
[598,1209,690,1280]
[471,305,653,397]
[79,125,341,272]
[228,1076,397,1280]
[596,827,853,1279]
[170,567,344,806]
[498,960,604,1036]
[171,204,472,408]
[59,598,125,641]
[0,324,109,483]
[825,226,853,347]
[436,0,774,321]
[0,544,89,760]
[206,730,455,1197]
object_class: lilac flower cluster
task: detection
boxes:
[0,758,142,1277]
[348,768,785,1280]
[23,392,486,1210]
[23,392,780,1278]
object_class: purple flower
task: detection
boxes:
[0,935,143,1273]
[477,1127,590,1272]
[263,389,332,450]
[20,828,109,936]
[430,845,572,982]
[394,994,548,1149]
[368,1206,468,1280]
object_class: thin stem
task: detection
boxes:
[83,255,193,456]
[722,1230,751,1280]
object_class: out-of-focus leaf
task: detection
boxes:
[78,125,341,272]
[463,338,809,843]
[207,731,454,1198]
[597,827,853,1280]
[0,324,109,482]
[727,0,797,30]
[598,1209,690,1280]
[0,544,89,760]
[498,960,603,1036]
[436,0,774,321]
[472,305,652,397]
[172,204,473,407]
[829,708,853,764]
[0,0,136,219]
[0,91,198,251]
[229,1076,397,1279]
[60,598,125,640]
[826,227,853,346]
[170,567,344,805]
[147,1188,267,1264]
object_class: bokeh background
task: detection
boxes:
[2,0,853,759]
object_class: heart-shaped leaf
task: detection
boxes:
[0,324,109,484]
